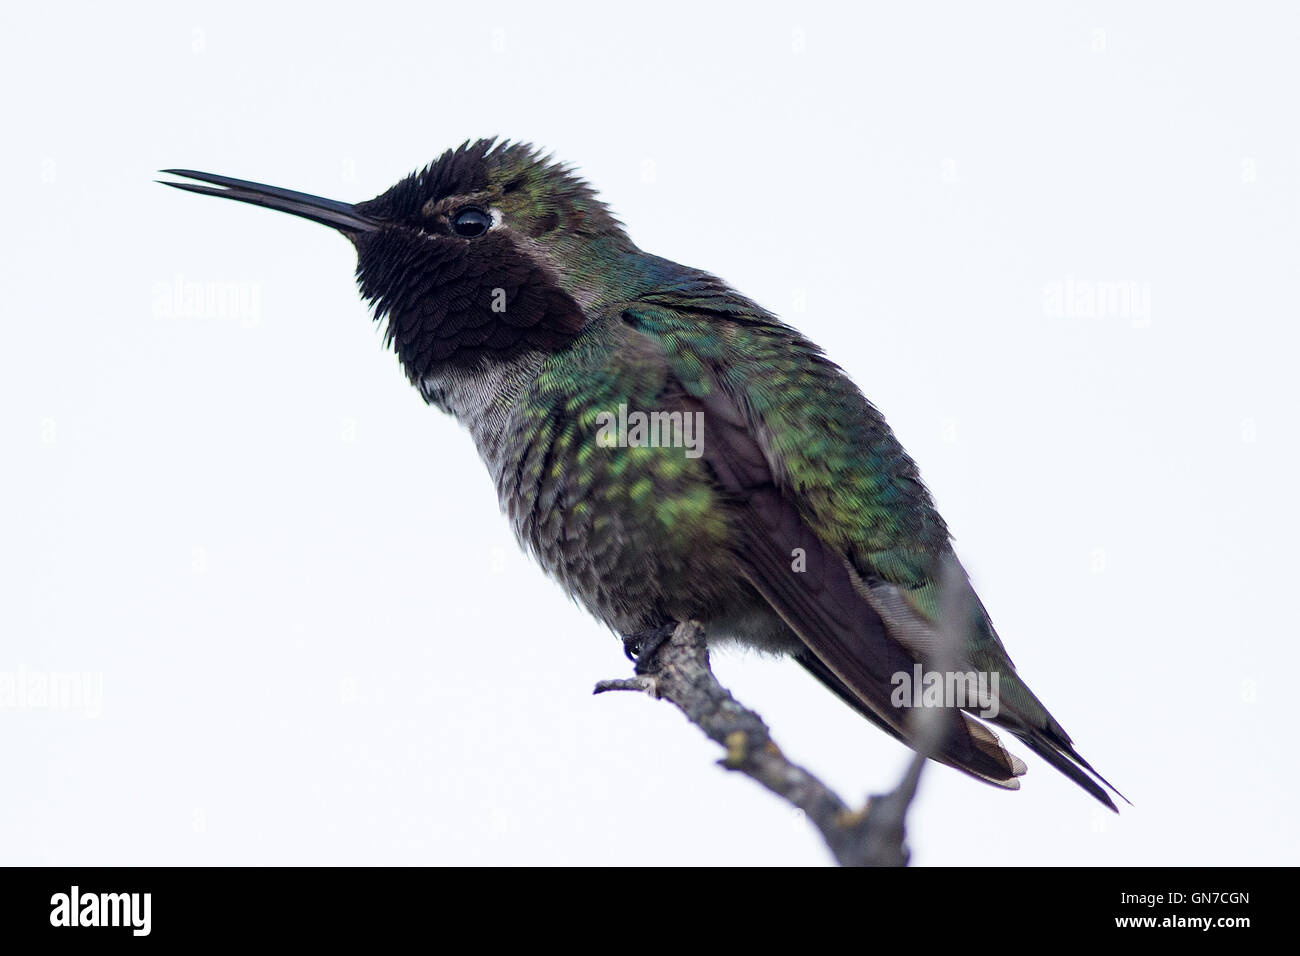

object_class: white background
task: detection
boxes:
[3,1,1297,865]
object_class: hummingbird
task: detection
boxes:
[161,138,1123,810]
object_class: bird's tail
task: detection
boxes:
[983,669,1129,811]
[797,651,1029,789]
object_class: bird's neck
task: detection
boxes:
[418,348,548,456]
[528,238,737,318]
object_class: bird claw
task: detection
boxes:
[622,623,677,674]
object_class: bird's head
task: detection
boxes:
[162,138,635,383]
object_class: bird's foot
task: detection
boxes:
[622,623,677,675]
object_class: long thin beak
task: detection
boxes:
[158,169,380,235]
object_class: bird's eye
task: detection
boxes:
[452,207,491,238]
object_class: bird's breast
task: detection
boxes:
[487,381,748,633]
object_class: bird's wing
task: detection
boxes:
[622,300,1122,807]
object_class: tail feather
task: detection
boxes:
[1011,730,1124,812]
[796,651,1027,790]
[984,670,1129,811]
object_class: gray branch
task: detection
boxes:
[594,620,934,867]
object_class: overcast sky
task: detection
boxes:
[3,1,1297,865]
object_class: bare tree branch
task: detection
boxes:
[855,559,972,864]
[594,620,926,866]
